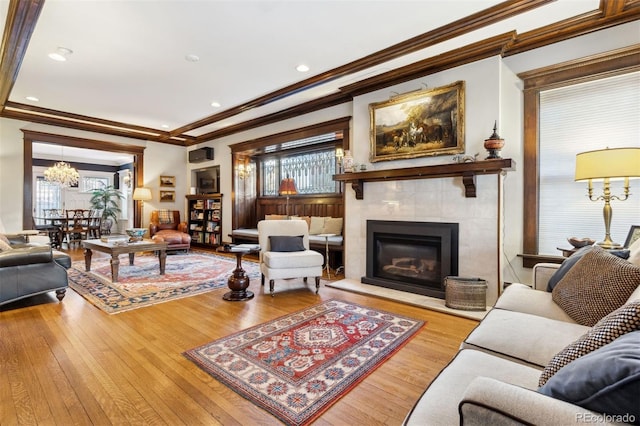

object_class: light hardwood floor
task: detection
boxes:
[0,247,478,425]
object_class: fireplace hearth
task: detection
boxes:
[362,220,459,299]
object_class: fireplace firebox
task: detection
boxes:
[362,220,459,299]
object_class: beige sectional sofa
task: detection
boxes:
[404,245,640,426]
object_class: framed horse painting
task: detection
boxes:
[369,80,465,162]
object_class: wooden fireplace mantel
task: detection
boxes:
[333,158,515,199]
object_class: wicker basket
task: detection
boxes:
[444,276,487,311]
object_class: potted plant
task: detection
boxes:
[89,185,124,235]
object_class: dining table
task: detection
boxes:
[33,215,68,248]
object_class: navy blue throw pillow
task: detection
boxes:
[547,246,594,291]
[538,331,640,422]
[269,235,305,252]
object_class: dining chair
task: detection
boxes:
[63,209,90,247]
[88,209,102,239]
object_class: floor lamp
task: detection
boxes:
[132,187,152,227]
[278,176,297,217]
[575,147,640,249]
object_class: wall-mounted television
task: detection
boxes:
[195,166,220,194]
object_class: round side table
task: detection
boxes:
[316,233,336,279]
[217,246,260,301]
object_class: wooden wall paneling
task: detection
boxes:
[254,195,344,227]
[232,153,257,230]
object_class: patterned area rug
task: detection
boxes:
[184,299,424,426]
[68,252,260,314]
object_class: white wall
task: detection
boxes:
[0,118,28,230]
[141,141,189,228]
[345,56,508,305]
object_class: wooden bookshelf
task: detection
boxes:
[186,194,223,248]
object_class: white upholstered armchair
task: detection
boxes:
[257,219,324,296]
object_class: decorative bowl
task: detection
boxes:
[567,237,595,248]
[125,228,147,242]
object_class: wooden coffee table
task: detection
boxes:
[82,238,168,283]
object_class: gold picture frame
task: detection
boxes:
[159,190,175,202]
[160,175,175,187]
[369,80,465,162]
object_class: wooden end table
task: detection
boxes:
[82,238,168,283]
[217,245,260,301]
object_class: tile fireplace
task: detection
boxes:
[362,220,459,299]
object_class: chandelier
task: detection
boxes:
[44,160,80,187]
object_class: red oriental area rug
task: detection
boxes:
[68,251,260,314]
[184,299,424,426]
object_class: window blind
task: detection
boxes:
[538,71,640,254]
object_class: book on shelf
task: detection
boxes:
[205,199,221,209]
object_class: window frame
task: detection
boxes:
[258,145,341,196]
[229,117,350,230]
[79,173,112,193]
[518,45,639,268]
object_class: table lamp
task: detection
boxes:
[575,147,640,249]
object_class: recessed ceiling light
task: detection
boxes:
[161,124,169,129]
[185,54,200,62]
[296,64,310,72]
[210,101,221,108]
[26,96,39,102]
[48,47,73,62]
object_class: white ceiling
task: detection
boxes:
[4,0,601,155]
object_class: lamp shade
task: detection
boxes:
[132,187,152,201]
[278,177,297,196]
[575,147,640,181]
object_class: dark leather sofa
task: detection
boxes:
[0,235,71,306]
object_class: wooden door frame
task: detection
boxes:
[22,130,146,229]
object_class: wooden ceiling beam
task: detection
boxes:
[1,107,187,145]
[0,0,44,110]
[340,32,516,97]
[504,5,640,56]
[192,92,352,145]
